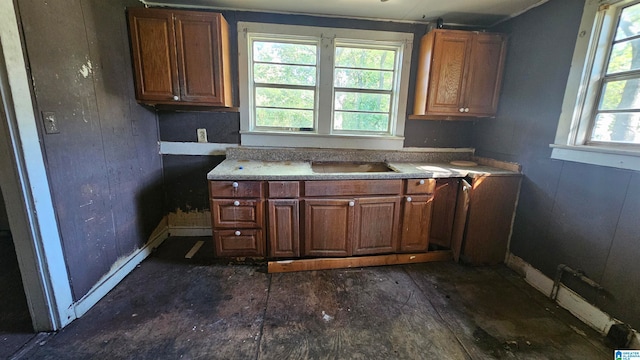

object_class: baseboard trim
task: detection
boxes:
[73,226,169,317]
[506,253,640,348]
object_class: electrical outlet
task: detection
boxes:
[197,128,208,143]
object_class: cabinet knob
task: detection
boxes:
[459,108,465,113]
[235,230,241,236]
[464,108,470,113]
[233,200,240,206]
[348,201,355,207]
[173,95,179,101]
[232,182,239,188]
[407,196,412,202]
[419,179,425,185]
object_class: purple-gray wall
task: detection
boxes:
[476,0,640,330]
[17,0,165,300]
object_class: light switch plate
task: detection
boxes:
[42,111,60,134]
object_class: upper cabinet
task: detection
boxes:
[127,8,233,107]
[412,29,507,119]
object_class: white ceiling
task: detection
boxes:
[142,0,549,27]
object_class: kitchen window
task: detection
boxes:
[237,22,413,150]
[553,0,640,170]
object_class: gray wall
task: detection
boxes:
[17,0,164,300]
[476,0,640,330]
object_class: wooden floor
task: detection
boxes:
[8,236,610,359]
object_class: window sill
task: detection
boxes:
[240,131,405,151]
[550,144,640,171]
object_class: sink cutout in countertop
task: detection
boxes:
[311,161,396,173]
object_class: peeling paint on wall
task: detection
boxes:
[79,60,92,78]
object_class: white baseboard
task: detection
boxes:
[73,224,169,317]
[506,253,640,349]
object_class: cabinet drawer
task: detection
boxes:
[211,199,264,228]
[209,181,263,198]
[304,180,403,197]
[405,178,436,194]
[214,229,264,257]
[268,181,300,198]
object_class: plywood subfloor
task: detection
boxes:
[12,237,610,359]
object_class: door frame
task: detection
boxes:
[0,1,75,331]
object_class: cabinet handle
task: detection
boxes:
[419,179,425,185]
[348,201,355,207]
[407,196,412,202]
[173,95,179,101]
[464,108,470,113]
[235,230,241,236]
[233,201,240,206]
[232,182,239,188]
[458,108,465,113]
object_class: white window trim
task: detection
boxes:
[553,0,640,171]
[237,22,413,150]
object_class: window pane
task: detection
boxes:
[334,112,389,132]
[256,108,314,128]
[590,112,640,144]
[254,63,316,86]
[599,78,640,110]
[615,3,640,41]
[335,47,395,70]
[334,69,393,90]
[607,37,640,74]
[256,87,314,110]
[334,91,390,112]
[253,41,316,65]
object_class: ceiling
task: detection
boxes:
[141,0,549,27]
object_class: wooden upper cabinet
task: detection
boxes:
[412,29,506,119]
[128,9,178,102]
[127,8,233,107]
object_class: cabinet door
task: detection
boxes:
[451,179,470,262]
[268,199,299,258]
[352,196,401,255]
[400,195,433,252]
[426,31,472,115]
[128,8,179,102]
[304,199,354,257]
[462,176,521,265]
[465,33,507,116]
[175,12,229,105]
[429,179,459,248]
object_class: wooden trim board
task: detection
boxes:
[268,251,452,273]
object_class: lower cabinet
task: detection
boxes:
[267,199,299,258]
[352,196,401,255]
[399,195,433,252]
[303,198,355,257]
[209,175,520,264]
